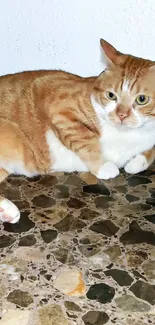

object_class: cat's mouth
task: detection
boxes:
[106,116,144,129]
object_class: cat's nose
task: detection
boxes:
[117,111,128,121]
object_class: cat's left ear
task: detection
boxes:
[147,64,155,74]
[100,39,124,67]
[144,64,155,80]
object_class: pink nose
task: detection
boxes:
[117,111,128,121]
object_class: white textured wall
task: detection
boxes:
[1,0,155,76]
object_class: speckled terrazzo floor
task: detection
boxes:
[0,168,155,325]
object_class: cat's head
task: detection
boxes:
[92,39,155,128]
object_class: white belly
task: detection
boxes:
[0,159,38,177]
[101,121,155,168]
[46,130,88,172]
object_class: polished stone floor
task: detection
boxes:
[0,168,155,324]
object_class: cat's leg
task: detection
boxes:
[0,169,20,223]
[125,148,155,174]
[76,138,119,179]
[53,116,119,179]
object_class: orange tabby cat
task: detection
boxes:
[0,39,155,223]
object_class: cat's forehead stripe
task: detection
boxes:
[122,79,130,92]
[130,79,137,91]
[121,78,138,93]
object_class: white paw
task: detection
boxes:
[0,199,20,223]
[96,162,119,180]
[125,154,149,174]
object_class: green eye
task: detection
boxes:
[106,91,117,101]
[136,95,149,105]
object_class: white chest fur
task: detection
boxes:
[100,121,155,168]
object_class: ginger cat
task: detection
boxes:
[0,39,155,224]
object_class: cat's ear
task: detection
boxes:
[143,64,155,80]
[147,64,155,74]
[100,39,124,67]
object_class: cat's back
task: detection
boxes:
[0,69,86,94]
[0,69,93,116]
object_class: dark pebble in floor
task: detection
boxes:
[120,220,155,245]
[90,220,119,237]
[86,283,115,304]
[3,211,35,233]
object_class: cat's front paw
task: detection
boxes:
[96,162,119,180]
[125,154,149,174]
[0,198,20,223]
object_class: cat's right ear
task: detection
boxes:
[100,39,123,67]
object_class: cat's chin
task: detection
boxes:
[122,122,143,129]
[122,119,150,129]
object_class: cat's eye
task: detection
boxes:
[136,95,149,105]
[106,91,117,101]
